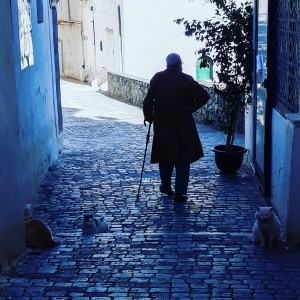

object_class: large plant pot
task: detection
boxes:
[212,145,247,174]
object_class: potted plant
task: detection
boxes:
[176,0,253,173]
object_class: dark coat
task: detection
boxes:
[143,67,210,164]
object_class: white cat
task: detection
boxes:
[81,214,108,235]
[252,206,281,248]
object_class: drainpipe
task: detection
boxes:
[91,1,97,82]
[67,0,71,20]
[51,5,63,133]
[118,5,124,72]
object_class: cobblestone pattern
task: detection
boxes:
[107,72,244,133]
[1,80,300,299]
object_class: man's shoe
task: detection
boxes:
[159,185,175,196]
[174,194,188,203]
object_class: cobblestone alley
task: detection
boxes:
[1,79,300,300]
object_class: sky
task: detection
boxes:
[122,0,216,80]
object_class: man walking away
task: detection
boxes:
[143,53,210,203]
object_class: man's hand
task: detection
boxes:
[144,120,152,126]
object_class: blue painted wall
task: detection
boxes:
[0,0,62,270]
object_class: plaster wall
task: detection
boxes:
[270,109,300,242]
[0,0,62,270]
[57,0,122,85]
[92,0,121,78]
[272,110,300,242]
[57,0,81,21]
[284,114,300,242]
[57,0,84,81]
[0,0,24,271]
[81,1,97,81]
[58,24,84,80]
[271,109,288,223]
[15,1,62,202]
[244,104,254,164]
[81,0,122,84]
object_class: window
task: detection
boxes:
[18,0,34,70]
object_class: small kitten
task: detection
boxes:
[252,206,280,248]
[81,214,108,235]
[25,219,59,248]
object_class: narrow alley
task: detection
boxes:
[1,79,300,299]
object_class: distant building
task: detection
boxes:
[57,0,123,85]
[0,0,62,270]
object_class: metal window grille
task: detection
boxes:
[273,0,300,114]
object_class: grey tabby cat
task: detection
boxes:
[252,206,280,247]
[81,214,109,235]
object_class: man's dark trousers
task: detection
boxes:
[159,161,190,195]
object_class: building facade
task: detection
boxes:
[122,0,214,81]
[0,0,62,270]
[246,0,300,242]
[57,0,123,85]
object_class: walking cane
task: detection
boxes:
[137,122,152,199]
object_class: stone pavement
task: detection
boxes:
[1,79,300,299]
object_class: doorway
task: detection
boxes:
[253,0,271,196]
[196,56,213,81]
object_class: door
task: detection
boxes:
[106,29,115,71]
[196,56,213,81]
[58,38,64,75]
[253,0,271,196]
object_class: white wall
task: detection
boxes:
[58,24,83,80]
[57,0,84,81]
[122,0,216,80]
[244,104,254,164]
[271,109,288,219]
[283,114,300,242]
[122,0,246,80]
[57,0,81,21]
[81,1,95,81]
[88,0,122,84]
[271,110,300,242]
[58,0,122,85]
